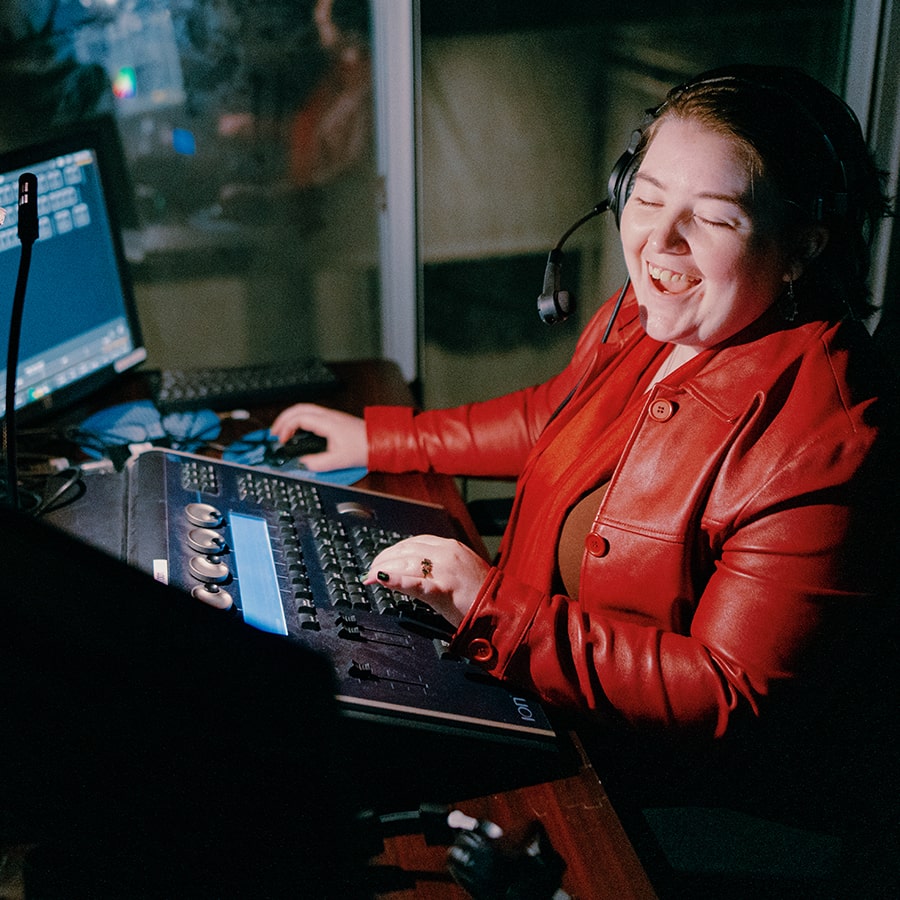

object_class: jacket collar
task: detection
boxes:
[675,310,834,421]
[610,292,836,422]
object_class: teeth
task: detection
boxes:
[648,263,698,284]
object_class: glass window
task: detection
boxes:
[0,1,867,394]
[0,0,380,370]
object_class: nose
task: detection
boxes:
[649,213,689,254]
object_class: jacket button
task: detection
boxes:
[649,398,675,421]
[468,638,496,665]
[585,534,609,557]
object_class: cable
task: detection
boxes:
[600,275,632,344]
[31,468,85,517]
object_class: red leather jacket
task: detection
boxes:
[366,290,896,747]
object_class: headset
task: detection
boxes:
[537,64,863,328]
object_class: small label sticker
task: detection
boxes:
[153,559,169,584]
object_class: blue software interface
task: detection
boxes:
[0,140,146,419]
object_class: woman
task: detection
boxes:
[271,66,897,827]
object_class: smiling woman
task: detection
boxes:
[269,66,899,873]
[621,119,793,359]
[631,66,887,324]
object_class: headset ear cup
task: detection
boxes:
[607,127,645,228]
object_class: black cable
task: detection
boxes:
[600,275,632,344]
[31,467,85,517]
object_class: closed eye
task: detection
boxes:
[630,195,662,209]
[693,215,732,229]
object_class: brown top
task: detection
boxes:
[558,482,610,599]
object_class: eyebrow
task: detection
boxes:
[633,172,751,210]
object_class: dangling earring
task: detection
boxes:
[779,277,798,322]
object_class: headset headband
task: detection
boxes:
[607,66,859,226]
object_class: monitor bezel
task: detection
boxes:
[0,118,146,424]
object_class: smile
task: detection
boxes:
[647,263,700,293]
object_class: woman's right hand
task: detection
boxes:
[269,403,367,471]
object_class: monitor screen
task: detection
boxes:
[0,128,146,421]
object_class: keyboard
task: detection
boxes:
[147,358,340,412]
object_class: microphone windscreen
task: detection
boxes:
[18,173,39,243]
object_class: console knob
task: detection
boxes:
[185,502,223,527]
[189,555,230,584]
[191,583,233,610]
[187,528,228,554]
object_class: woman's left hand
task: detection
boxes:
[363,535,490,628]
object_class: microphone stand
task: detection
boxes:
[4,173,39,511]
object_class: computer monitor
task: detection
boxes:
[0,124,146,422]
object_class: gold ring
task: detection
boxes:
[421,558,433,578]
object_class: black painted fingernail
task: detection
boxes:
[377,571,390,582]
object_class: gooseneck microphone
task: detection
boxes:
[537,199,609,325]
[4,173,39,510]
[536,198,631,344]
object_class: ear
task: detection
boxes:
[785,225,829,281]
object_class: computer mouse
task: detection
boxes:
[264,430,328,466]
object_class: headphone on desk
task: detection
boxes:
[539,64,865,325]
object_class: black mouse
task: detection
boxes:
[264,430,327,466]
